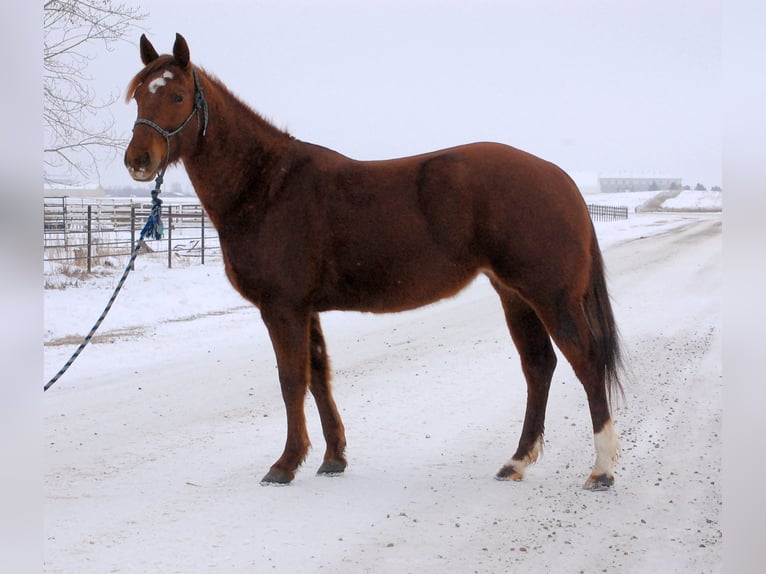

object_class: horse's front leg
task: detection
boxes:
[260,305,312,485]
[308,314,347,475]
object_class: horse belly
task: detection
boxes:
[318,249,479,313]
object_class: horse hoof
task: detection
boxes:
[583,473,614,491]
[495,465,524,481]
[317,459,346,476]
[260,467,294,485]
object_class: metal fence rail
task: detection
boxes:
[44,197,221,271]
[586,203,629,222]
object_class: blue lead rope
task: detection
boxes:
[44,173,165,392]
[143,186,164,240]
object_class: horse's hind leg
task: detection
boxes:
[308,314,348,475]
[536,296,620,490]
[492,283,557,481]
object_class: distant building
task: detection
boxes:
[598,177,682,193]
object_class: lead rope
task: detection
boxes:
[44,169,166,392]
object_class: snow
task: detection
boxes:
[662,189,723,211]
[44,191,722,573]
[583,189,723,213]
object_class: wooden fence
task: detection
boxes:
[44,197,628,272]
[44,197,221,271]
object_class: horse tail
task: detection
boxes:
[583,225,624,411]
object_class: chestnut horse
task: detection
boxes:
[125,34,623,489]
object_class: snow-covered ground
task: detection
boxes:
[44,191,722,573]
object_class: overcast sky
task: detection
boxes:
[78,0,721,190]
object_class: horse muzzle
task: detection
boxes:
[124,147,162,182]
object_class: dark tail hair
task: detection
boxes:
[582,229,624,410]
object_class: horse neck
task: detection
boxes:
[182,71,293,222]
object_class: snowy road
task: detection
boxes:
[44,212,722,573]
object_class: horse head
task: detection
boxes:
[124,33,207,182]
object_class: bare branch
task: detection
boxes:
[44,0,146,185]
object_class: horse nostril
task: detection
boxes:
[136,152,151,168]
[126,151,151,170]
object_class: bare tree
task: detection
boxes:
[44,0,145,185]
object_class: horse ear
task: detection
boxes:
[173,33,190,69]
[140,34,159,65]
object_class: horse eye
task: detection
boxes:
[173,94,184,103]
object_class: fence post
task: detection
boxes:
[200,207,206,265]
[167,204,173,269]
[130,205,136,248]
[87,204,92,273]
[129,205,136,270]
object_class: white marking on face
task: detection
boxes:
[148,70,174,94]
